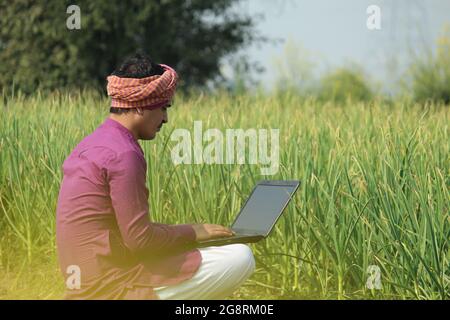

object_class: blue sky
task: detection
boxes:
[228,0,450,92]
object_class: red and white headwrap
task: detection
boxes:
[106,64,178,110]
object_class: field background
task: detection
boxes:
[0,91,448,299]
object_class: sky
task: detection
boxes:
[228,0,450,92]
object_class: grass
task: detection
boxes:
[0,90,449,299]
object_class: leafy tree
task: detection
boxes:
[0,0,262,94]
[406,27,450,105]
[318,68,373,103]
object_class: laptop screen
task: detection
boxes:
[231,184,298,235]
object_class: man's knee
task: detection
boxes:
[225,244,256,276]
[192,244,256,299]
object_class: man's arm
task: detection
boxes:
[106,150,196,256]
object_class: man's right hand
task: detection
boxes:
[191,224,235,241]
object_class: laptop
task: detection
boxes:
[195,180,300,248]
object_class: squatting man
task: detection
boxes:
[56,52,256,300]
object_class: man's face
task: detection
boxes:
[135,104,169,140]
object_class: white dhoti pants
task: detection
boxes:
[153,244,256,300]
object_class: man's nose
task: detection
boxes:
[163,112,168,123]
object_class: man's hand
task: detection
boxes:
[191,224,235,241]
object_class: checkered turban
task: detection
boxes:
[106,64,178,109]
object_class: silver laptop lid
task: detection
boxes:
[231,180,300,236]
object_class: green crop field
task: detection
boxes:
[0,90,448,299]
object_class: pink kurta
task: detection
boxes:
[56,117,202,299]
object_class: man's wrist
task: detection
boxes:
[174,223,197,243]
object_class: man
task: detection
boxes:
[56,52,255,300]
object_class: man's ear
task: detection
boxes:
[135,107,144,116]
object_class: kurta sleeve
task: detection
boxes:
[106,150,196,257]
